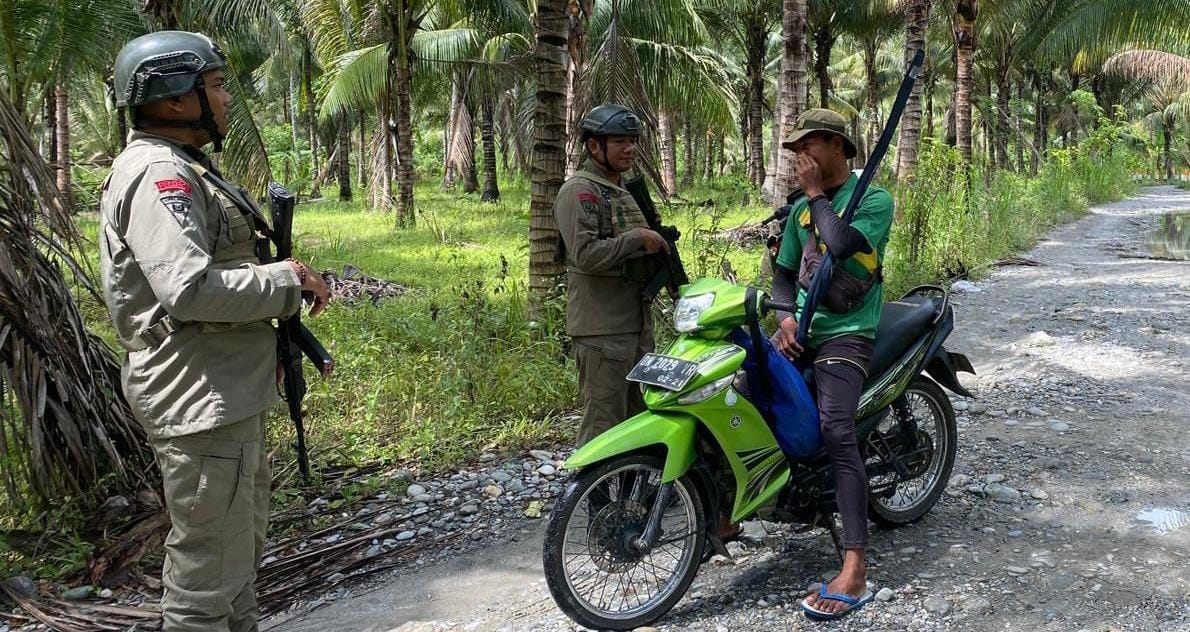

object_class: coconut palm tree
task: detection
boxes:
[1104,50,1190,179]
[697,0,780,189]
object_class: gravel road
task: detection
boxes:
[266,186,1190,632]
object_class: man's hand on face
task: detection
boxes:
[795,153,824,198]
[770,316,804,361]
[639,228,671,254]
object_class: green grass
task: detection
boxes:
[72,177,771,475]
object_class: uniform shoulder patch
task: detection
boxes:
[577,191,600,204]
[155,178,192,195]
[154,178,194,226]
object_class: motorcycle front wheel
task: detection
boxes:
[542,454,705,630]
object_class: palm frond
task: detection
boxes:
[320,43,388,119]
[1103,50,1190,90]
[0,91,153,512]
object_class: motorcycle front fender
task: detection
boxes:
[564,410,698,483]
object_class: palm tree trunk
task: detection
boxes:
[480,80,500,202]
[954,0,978,166]
[772,0,807,203]
[528,0,568,317]
[682,117,694,188]
[337,115,352,201]
[290,74,300,171]
[717,133,726,175]
[565,6,590,178]
[738,85,750,173]
[1014,82,1025,172]
[814,27,835,108]
[703,130,714,180]
[444,77,459,187]
[895,0,930,178]
[1030,72,1043,174]
[744,12,767,189]
[375,89,394,212]
[304,46,321,198]
[863,38,879,169]
[659,108,677,195]
[392,5,416,227]
[461,97,479,194]
[1164,120,1174,180]
[55,81,71,210]
[44,86,56,164]
[358,109,367,187]
[995,69,1010,171]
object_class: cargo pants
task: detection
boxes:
[151,412,270,632]
[573,324,653,446]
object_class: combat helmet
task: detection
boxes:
[113,31,228,151]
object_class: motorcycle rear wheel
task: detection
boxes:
[867,377,957,527]
[542,454,706,630]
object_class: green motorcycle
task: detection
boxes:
[542,279,974,629]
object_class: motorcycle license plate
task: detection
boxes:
[626,353,700,391]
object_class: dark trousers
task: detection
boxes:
[798,335,873,550]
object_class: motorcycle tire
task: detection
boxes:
[543,453,706,630]
[869,377,958,527]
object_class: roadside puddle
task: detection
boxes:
[1145,212,1189,260]
[1135,507,1190,535]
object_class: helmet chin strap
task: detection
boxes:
[592,136,615,173]
[129,75,224,152]
[191,74,224,153]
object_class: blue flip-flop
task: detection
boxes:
[800,583,875,621]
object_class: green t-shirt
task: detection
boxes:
[774,173,895,348]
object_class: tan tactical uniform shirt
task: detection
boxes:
[553,158,652,336]
[99,131,301,439]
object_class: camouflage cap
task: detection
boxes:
[781,108,857,159]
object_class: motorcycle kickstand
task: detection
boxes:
[824,513,845,565]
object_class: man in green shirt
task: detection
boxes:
[769,109,894,620]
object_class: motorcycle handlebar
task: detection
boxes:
[761,297,796,314]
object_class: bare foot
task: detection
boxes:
[804,549,867,615]
[804,573,867,615]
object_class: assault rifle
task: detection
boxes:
[623,174,689,301]
[266,183,334,481]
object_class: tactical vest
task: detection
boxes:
[561,172,655,283]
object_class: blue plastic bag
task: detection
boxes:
[730,328,822,459]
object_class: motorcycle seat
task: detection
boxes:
[867,296,938,378]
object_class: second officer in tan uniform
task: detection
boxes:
[554,105,670,445]
[99,31,329,631]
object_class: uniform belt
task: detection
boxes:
[122,315,184,351]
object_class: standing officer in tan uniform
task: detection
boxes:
[553,104,670,446]
[99,31,329,631]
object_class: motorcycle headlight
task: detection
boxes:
[674,293,714,332]
[677,374,734,405]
